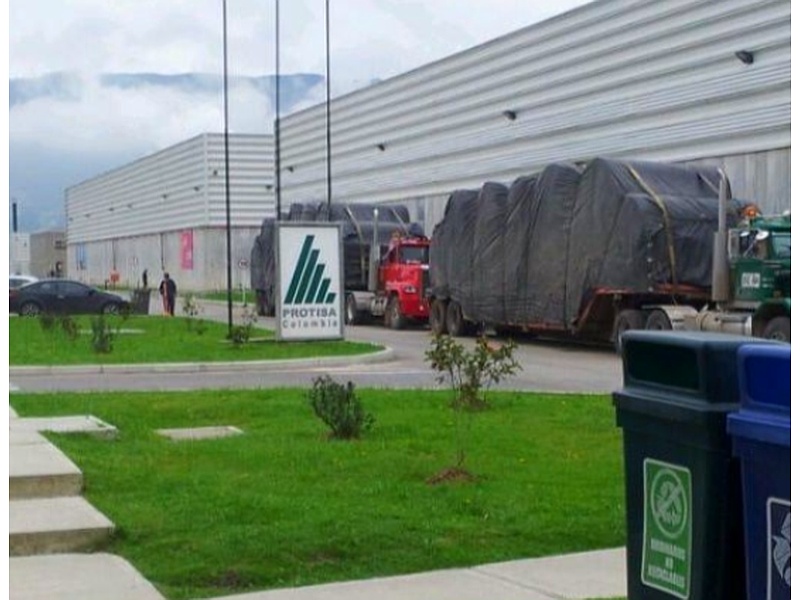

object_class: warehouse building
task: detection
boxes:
[66,0,789,291]
[66,133,273,290]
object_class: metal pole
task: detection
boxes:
[274,0,282,221]
[325,0,332,218]
[223,0,234,336]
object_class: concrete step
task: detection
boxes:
[9,437,83,499]
[10,496,115,556]
[10,553,166,600]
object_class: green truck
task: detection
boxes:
[640,173,790,343]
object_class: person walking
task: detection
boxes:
[159,272,177,316]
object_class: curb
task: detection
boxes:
[9,347,395,376]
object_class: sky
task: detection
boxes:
[6,0,594,230]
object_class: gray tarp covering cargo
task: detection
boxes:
[251,202,416,310]
[431,158,730,332]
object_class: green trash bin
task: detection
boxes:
[130,288,152,315]
[612,331,776,600]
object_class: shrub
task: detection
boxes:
[59,315,79,342]
[308,375,374,440]
[90,316,114,354]
[38,312,56,332]
[181,294,207,335]
[230,305,259,347]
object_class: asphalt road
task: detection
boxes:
[9,300,624,395]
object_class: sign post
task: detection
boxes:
[276,223,343,341]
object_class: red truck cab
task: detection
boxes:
[379,235,430,324]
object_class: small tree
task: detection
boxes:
[230,305,259,346]
[308,375,374,440]
[181,294,208,335]
[90,316,115,354]
[424,334,520,481]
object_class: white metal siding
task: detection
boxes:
[278,0,790,213]
[66,133,274,244]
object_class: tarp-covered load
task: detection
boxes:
[430,158,732,331]
[251,202,418,312]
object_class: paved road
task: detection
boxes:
[10,300,623,394]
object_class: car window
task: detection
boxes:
[37,281,57,293]
[58,282,90,296]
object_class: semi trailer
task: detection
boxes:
[427,158,790,348]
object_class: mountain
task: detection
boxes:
[9,71,326,232]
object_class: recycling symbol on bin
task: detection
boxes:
[773,512,791,587]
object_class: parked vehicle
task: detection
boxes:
[9,274,38,289]
[427,158,790,348]
[644,174,791,342]
[251,202,430,329]
[9,279,129,316]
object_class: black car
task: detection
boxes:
[9,279,130,316]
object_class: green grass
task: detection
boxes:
[9,315,379,365]
[195,290,256,304]
[11,389,625,599]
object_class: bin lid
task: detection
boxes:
[728,410,790,447]
[738,344,790,413]
[619,331,779,404]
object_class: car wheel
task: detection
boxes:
[102,302,120,315]
[445,301,466,336]
[386,295,405,330]
[763,316,790,342]
[612,309,645,354]
[645,310,672,331]
[19,302,41,317]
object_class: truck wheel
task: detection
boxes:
[386,296,406,330]
[446,301,466,336]
[612,309,645,354]
[645,310,672,331]
[429,299,446,335]
[763,316,791,342]
[345,295,362,326]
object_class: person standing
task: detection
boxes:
[159,272,177,316]
[142,269,149,289]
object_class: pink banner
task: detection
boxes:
[180,230,194,270]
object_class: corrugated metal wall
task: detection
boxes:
[66,133,274,243]
[279,0,790,220]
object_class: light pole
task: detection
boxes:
[274,0,282,220]
[223,0,234,336]
[325,0,332,217]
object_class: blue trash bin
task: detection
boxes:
[727,344,791,600]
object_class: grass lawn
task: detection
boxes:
[9,315,379,365]
[12,389,624,599]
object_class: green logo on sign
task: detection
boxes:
[284,235,337,305]
[642,458,692,599]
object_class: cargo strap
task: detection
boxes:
[388,207,409,235]
[627,165,677,287]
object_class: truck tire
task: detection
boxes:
[645,310,672,331]
[763,316,791,342]
[345,294,362,325]
[613,309,645,354]
[429,299,447,335]
[446,301,466,336]
[386,295,406,330]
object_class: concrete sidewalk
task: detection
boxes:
[9,408,627,600]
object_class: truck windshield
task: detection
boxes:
[399,246,429,264]
[772,233,791,258]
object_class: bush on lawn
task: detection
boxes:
[308,375,374,440]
